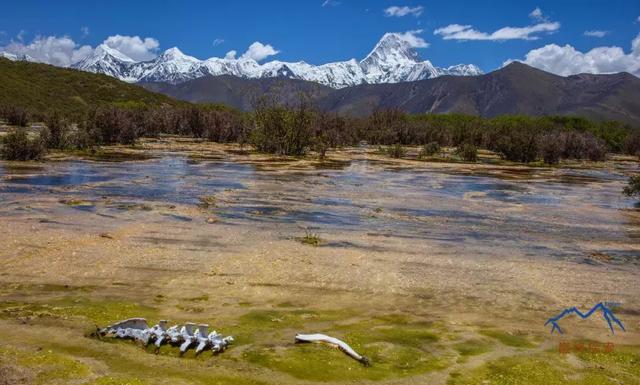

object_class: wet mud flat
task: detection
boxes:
[0,139,639,384]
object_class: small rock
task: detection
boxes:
[100,233,114,239]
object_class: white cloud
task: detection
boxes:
[384,5,424,17]
[322,0,340,7]
[224,50,237,60]
[434,21,560,41]
[103,35,159,61]
[80,26,90,38]
[240,41,279,61]
[395,29,429,48]
[529,7,547,22]
[505,33,640,77]
[1,35,92,66]
[584,30,609,38]
[212,38,224,46]
[1,33,162,66]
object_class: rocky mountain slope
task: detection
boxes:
[146,62,640,125]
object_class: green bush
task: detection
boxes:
[251,97,314,156]
[623,174,640,198]
[1,128,46,160]
[4,106,29,126]
[386,143,406,158]
[419,141,441,158]
[457,143,478,162]
[43,112,70,149]
[538,132,562,164]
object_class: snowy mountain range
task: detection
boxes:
[2,33,483,88]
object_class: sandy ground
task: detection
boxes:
[0,138,638,384]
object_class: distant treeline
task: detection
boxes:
[1,100,639,163]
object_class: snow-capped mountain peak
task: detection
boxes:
[6,33,484,88]
[93,44,136,63]
[0,52,36,62]
[361,33,421,68]
[71,44,136,81]
[158,47,198,62]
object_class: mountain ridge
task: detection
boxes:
[142,62,640,125]
[2,33,483,88]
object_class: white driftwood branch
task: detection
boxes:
[295,333,370,366]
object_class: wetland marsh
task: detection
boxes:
[0,137,639,385]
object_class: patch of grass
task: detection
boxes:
[386,144,406,159]
[87,377,148,385]
[59,198,94,207]
[298,233,321,246]
[447,349,640,385]
[0,297,158,325]
[114,203,153,211]
[0,346,91,385]
[184,294,209,302]
[176,304,205,313]
[244,342,447,382]
[242,313,448,381]
[453,338,493,357]
[577,345,640,380]
[479,329,535,348]
[297,228,322,246]
[198,195,217,208]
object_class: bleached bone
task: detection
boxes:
[195,324,210,355]
[166,325,182,344]
[97,318,233,357]
[179,323,198,355]
[148,320,168,348]
[295,333,370,366]
[100,318,149,340]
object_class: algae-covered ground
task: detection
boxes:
[0,138,638,384]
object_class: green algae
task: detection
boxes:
[241,313,449,381]
[479,329,535,348]
[0,297,158,325]
[88,377,149,385]
[453,338,494,357]
[0,346,91,385]
[448,347,640,385]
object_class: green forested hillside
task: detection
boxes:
[0,58,182,119]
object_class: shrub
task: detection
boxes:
[419,141,440,158]
[251,97,314,156]
[538,132,562,164]
[457,143,478,162]
[43,112,70,149]
[0,128,46,160]
[386,143,405,158]
[4,106,29,127]
[623,174,640,198]
[623,130,640,157]
[494,129,538,162]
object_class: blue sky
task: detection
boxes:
[1,0,639,72]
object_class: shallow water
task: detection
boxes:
[1,155,638,262]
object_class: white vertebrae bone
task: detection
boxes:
[98,318,234,356]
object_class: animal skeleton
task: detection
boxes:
[97,318,233,356]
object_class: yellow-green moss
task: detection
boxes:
[0,346,91,385]
[448,349,640,385]
[0,297,158,325]
[453,338,494,356]
[479,329,535,348]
